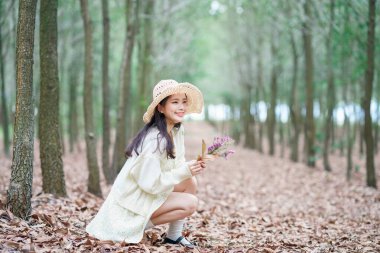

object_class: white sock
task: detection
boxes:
[144,220,154,231]
[166,219,190,244]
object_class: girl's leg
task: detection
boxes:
[173,177,198,195]
[150,192,197,225]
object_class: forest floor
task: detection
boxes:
[0,121,380,253]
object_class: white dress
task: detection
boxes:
[85,125,193,243]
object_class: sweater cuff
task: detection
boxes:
[172,160,193,182]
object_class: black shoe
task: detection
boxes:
[163,235,196,248]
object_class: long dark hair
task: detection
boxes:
[125,96,180,159]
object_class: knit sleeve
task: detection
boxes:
[129,136,193,195]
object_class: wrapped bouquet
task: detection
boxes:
[197,136,235,161]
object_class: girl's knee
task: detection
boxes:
[184,194,198,216]
[189,177,198,194]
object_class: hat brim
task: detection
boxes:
[143,82,203,123]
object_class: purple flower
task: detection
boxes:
[207,136,235,159]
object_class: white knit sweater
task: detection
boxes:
[86,125,193,243]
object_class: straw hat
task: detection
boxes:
[143,79,204,123]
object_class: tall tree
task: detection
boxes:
[111,0,138,176]
[7,0,37,219]
[80,0,102,196]
[267,32,278,156]
[68,60,79,153]
[302,0,316,167]
[323,0,336,172]
[137,0,154,132]
[101,0,112,184]
[39,0,66,196]
[256,36,264,153]
[0,1,10,157]
[362,0,377,188]
[289,30,300,162]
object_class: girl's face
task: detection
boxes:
[158,93,188,127]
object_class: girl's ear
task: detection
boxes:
[157,104,163,113]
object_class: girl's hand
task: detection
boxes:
[189,160,206,176]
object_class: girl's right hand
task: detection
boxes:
[189,160,205,176]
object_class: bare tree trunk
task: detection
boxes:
[362,0,377,188]
[345,86,357,181]
[111,0,138,176]
[359,124,364,155]
[137,0,154,131]
[101,0,112,184]
[243,85,255,149]
[323,0,335,172]
[0,1,10,157]
[39,0,66,196]
[268,34,277,156]
[342,4,354,181]
[256,37,264,153]
[80,0,102,196]
[7,0,37,219]
[68,62,79,153]
[289,31,300,162]
[302,0,316,167]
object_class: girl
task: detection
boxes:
[86,79,205,248]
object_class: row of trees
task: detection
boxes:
[0,0,378,219]
[2,0,183,218]
[2,0,213,219]
[219,0,378,188]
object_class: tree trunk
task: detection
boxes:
[0,1,10,157]
[137,0,154,131]
[101,0,112,184]
[279,121,285,158]
[268,35,277,156]
[39,0,66,196]
[256,37,264,153]
[289,31,300,162]
[111,0,138,176]
[362,0,377,188]
[243,85,255,149]
[302,0,316,167]
[375,103,379,154]
[80,0,102,197]
[323,0,335,172]
[345,88,357,181]
[7,0,37,219]
[342,4,354,181]
[68,62,79,153]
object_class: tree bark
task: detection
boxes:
[80,0,102,196]
[101,0,112,184]
[323,0,335,172]
[362,0,377,188]
[137,0,154,131]
[68,62,79,153]
[7,0,37,219]
[243,84,255,149]
[302,0,316,167]
[0,1,10,157]
[111,0,138,176]
[39,0,66,196]
[256,38,264,153]
[268,34,277,156]
[289,31,300,162]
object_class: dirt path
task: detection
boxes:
[183,121,380,252]
[0,121,379,252]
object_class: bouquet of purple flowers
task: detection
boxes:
[198,136,235,161]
